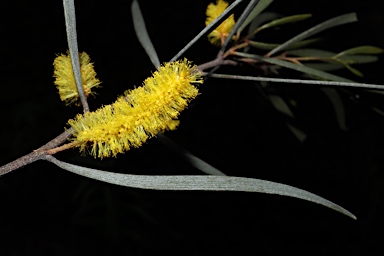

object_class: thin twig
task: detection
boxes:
[197,59,237,72]
[220,0,260,55]
[171,0,245,62]
[39,128,74,150]
[0,151,46,176]
[45,142,77,155]
[0,129,73,176]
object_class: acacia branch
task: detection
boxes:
[0,53,229,177]
[0,128,73,176]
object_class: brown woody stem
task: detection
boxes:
[0,128,74,176]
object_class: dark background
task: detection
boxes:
[1,0,383,255]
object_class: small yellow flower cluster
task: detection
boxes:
[205,0,235,46]
[53,52,101,105]
[68,59,203,158]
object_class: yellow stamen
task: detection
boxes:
[68,59,203,158]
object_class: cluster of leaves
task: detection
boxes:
[203,0,383,141]
[4,0,384,221]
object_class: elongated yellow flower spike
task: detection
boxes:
[68,59,203,159]
[53,51,101,105]
[205,0,236,46]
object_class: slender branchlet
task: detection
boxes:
[0,129,73,176]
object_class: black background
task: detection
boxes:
[1,0,384,255]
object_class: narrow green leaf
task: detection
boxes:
[239,52,354,82]
[243,11,279,53]
[157,134,226,176]
[246,11,280,39]
[44,155,356,220]
[285,38,322,50]
[268,95,308,141]
[263,58,353,82]
[257,14,312,32]
[222,0,262,51]
[288,49,379,64]
[288,49,378,73]
[321,88,347,130]
[286,123,307,142]
[287,48,337,58]
[249,38,321,51]
[303,63,344,72]
[366,90,384,96]
[344,64,364,77]
[237,0,274,36]
[371,106,384,117]
[248,41,281,50]
[339,55,378,64]
[268,13,358,56]
[131,0,160,68]
[62,0,88,112]
[269,95,295,118]
[337,45,384,57]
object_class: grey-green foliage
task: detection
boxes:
[52,0,360,220]
[267,13,358,56]
[45,155,356,220]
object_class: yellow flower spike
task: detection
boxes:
[53,51,101,105]
[68,59,203,159]
[205,0,236,46]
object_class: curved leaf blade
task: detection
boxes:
[44,155,356,219]
[257,14,312,32]
[337,45,384,57]
[339,55,378,64]
[269,95,295,118]
[248,41,281,50]
[246,11,280,40]
[235,52,353,82]
[221,0,262,52]
[321,88,347,130]
[157,133,226,176]
[260,56,353,82]
[287,48,337,58]
[62,0,88,112]
[250,38,321,51]
[268,95,308,142]
[344,64,363,77]
[131,0,160,68]
[303,63,344,72]
[268,13,358,56]
[288,49,379,64]
[286,123,307,142]
[237,0,274,36]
